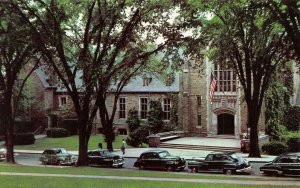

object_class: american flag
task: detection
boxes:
[209,72,217,103]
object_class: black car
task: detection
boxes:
[260,152,300,177]
[188,152,252,175]
[134,149,186,171]
[87,149,125,168]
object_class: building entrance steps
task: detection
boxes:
[160,137,241,152]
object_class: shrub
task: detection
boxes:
[14,133,35,145]
[286,136,300,152]
[126,126,149,147]
[62,119,78,135]
[262,141,288,155]
[285,106,300,131]
[46,128,69,138]
[15,121,33,133]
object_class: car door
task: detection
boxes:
[208,154,223,172]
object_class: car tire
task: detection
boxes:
[225,169,233,175]
[166,166,175,172]
[139,164,145,170]
[118,164,123,168]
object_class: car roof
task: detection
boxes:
[208,151,236,155]
[280,152,300,157]
[141,149,168,154]
[44,148,66,151]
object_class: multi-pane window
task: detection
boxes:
[119,97,126,119]
[214,64,237,93]
[163,98,171,120]
[140,98,148,119]
[59,96,67,107]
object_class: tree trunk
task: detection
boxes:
[247,103,261,157]
[76,117,88,166]
[4,97,15,163]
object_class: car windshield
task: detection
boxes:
[60,149,67,154]
[158,151,170,158]
[230,153,244,162]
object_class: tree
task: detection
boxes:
[186,0,294,157]
[147,100,164,134]
[11,0,186,164]
[262,0,300,59]
[0,2,38,163]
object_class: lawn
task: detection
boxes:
[1,176,294,188]
[0,164,298,188]
[14,134,129,151]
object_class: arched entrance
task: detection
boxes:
[217,113,234,135]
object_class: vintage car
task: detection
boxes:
[87,149,125,168]
[0,148,6,162]
[133,149,186,171]
[260,152,300,177]
[39,148,77,165]
[187,152,252,175]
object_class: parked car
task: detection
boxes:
[134,149,186,171]
[260,152,300,177]
[187,152,252,175]
[39,148,77,165]
[87,149,125,168]
[0,148,6,162]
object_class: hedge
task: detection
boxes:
[15,121,34,133]
[46,128,69,138]
[14,133,35,145]
[262,141,288,155]
[287,136,300,152]
[62,119,78,135]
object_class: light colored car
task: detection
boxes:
[0,148,6,162]
[39,148,77,165]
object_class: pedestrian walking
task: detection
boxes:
[121,139,126,155]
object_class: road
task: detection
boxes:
[14,153,265,176]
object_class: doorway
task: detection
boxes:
[217,113,234,135]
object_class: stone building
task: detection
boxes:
[178,61,265,138]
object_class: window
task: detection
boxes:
[59,96,67,107]
[197,96,201,106]
[197,114,201,127]
[119,97,126,119]
[140,98,148,119]
[214,64,237,93]
[143,76,152,86]
[163,98,171,120]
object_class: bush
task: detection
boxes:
[262,141,288,155]
[62,119,78,135]
[126,126,149,147]
[15,121,34,133]
[46,128,69,138]
[14,133,35,145]
[286,136,300,152]
[285,106,300,131]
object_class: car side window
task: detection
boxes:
[213,155,222,161]
[221,155,231,161]
[152,153,159,159]
[277,157,292,163]
[206,155,213,161]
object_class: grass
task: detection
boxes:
[2,176,294,188]
[14,134,129,151]
[0,164,297,182]
[0,164,298,188]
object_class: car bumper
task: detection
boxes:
[112,160,125,167]
[236,166,252,173]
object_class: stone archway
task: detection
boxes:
[217,113,234,135]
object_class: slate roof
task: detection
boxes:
[116,74,180,93]
[36,67,179,93]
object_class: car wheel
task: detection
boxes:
[166,166,175,172]
[225,169,233,175]
[139,164,145,170]
[107,162,113,168]
[118,164,123,168]
[276,170,283,177]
